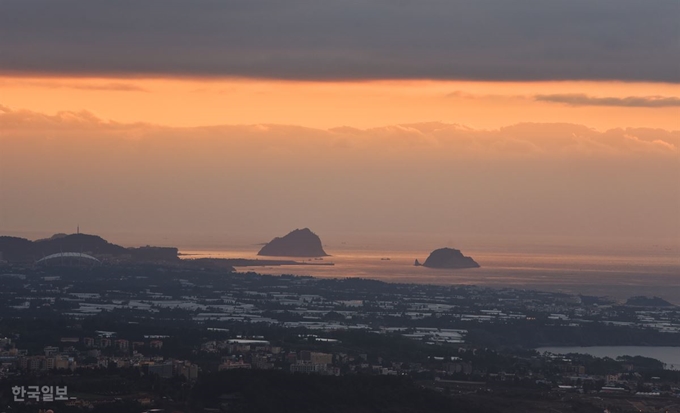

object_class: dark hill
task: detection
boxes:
[0,236,35,262]
[625,296,673,307]
[36,233,69,241]
[0,233,178,263]
[258,228,328,257]
[34,233,127,256]
[421,248,479,269]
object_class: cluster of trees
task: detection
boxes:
[190,369,500,413]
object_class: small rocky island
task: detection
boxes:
[257,228,328,257]
[416,247,479,269]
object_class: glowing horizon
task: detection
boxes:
[1,0,678,248]
[2,76,679,131]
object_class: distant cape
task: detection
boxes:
[0,233,178,263]
[419,247,479,269]
[257,228,328,257]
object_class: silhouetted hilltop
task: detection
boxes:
[258,228,328,257]
[0,233,178,263]
[37,233,69,241]
[34,233,127,256]
[0,236,34,262]
[625,296,674,307]
[421,248,479,269]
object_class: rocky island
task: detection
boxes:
[257,228,329,257]
[417,247,479,269]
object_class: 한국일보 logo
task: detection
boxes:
[12,385,74,402]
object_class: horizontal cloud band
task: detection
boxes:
[1,105,678,239]
[0,0,678,82]
[535,94,680,108]
[1,105,677,159]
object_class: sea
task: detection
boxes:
[178,234,680,304]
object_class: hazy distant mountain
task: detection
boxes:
[421,248,479,269]
[258,228,328,257]
[0,233,178,263]
[625,296,674,307]
[36,233,69,241]
[0,236,34,262]
[34,233,127,255]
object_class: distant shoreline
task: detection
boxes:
[182,257,335,267]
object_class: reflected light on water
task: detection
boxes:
[180,247,680,303]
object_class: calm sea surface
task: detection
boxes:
[180,244,680,304]
[536,346,680,370]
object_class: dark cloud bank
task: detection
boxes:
[535,94,680,107]
[0,0,678,82]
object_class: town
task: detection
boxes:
[1,261,679,412]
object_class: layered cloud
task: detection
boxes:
[1,0,677,82]
[1,106,678,240]
[535,94,680,108]
[1,106,677,159]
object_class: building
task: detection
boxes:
[299,351,333,365]
[44,346,59,356]
[146,362,173,378]
[218,360,251,371]
[20,356,47,371]
[94,336,112,348]
[35,252,101,267]
[115,339,129,350]
[175,361,199,381]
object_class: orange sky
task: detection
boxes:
[1,75,679,244]
[2,76,679,130]
[1,1,678,251]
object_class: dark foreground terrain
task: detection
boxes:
[0,262,678,412]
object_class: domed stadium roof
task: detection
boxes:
[35,252,101,265]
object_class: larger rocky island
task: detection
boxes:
[416,247,480,269]
[258,228,328,257]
